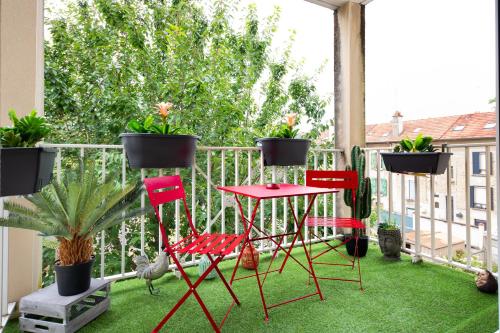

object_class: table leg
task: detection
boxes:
[231,195,269,320]
[280,196,324,301]
[279,195,316,273]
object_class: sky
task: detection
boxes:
[46,0,496,126]
[239,0,496,125]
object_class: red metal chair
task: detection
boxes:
[144,175,245,332]
[305,170,365,291]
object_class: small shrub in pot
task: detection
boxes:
[0,166,146,295]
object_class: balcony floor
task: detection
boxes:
[5,244,498,332]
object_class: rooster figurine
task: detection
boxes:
[133,247,170,295]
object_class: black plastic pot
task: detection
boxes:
[120,134,199,169]
[256,138,310,166]
[0,147,56,197]
[381,152,452,175]
[54,257,95,296]
[345,235,369,257]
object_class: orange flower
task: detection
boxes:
[156,102,174,118]
[286,113,297,128]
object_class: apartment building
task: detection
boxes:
[366,111,497,260]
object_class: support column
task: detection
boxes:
[0,0,44,310]
[334,2,366,216]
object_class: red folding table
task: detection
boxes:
[217,184,338,321]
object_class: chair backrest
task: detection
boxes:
[306,170,359,217]
[144,175,186,207]
[144,175,197,245]
[306,170,358,191]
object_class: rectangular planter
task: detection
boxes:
[0,147,57,197]
[381,152,452,175]
[256,138,310,166]
[120,133,198,169]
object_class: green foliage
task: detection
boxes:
[344,146,372,236]
[127,115,180,135]
[271,124,298,139]
[0,164,146,265]
[0,110,50,147]
[44,0,328,145]
[378,222,399,231]
[394,134,436,153]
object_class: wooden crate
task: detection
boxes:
[19,279,110,333]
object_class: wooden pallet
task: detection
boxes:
[19,279,110,333]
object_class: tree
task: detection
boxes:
[44,0,329,145]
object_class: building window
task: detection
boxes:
[474,219,487,231]
[406,179,415,201]
[371,152,378,171]
[370,178,388,197]
[434,201,439,208]
[470,186,494,210]
[472,152,494,176]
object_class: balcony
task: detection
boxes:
[0,0,498,331]
[0,142,498,331]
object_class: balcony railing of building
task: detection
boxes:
[0,141,497,327]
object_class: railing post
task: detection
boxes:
[485,146,492,271]
[445,144,453,262]
[140,169,145,256]
[430,174,435,259]
[464,147,471,268]
[100,148,106,279]
[121,148,127,276]
[413,175,422,263]
[221,150,226,234]
[207,151,212,233]
[376,150,381,223]
[401,174,406,248]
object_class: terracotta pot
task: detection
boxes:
[241,244,259,270]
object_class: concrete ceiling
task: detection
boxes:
[304,0,374,10]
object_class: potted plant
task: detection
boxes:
[381,134,452,175]
[377,221,402,261]
[0,166,145,296]
[256,113,310,166]
[0,110,56,196]
[344,146,372,257]
[120,102,199,169]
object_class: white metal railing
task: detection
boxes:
[35,144,343,282]
[365,142,498,274]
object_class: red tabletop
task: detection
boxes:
[217,184,338,199]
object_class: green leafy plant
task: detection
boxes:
[270,113,299,138]
[344,146,372,236]
[378,221,399,231]
[127,102,181,135]
[0,110,50,147]
[0,165,146,266]
[393,133,436,153]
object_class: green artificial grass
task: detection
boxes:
[5,243,498,333]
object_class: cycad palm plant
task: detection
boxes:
[0,167,145,266]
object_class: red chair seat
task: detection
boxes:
[306,216,366,229]
[172,233,246,256]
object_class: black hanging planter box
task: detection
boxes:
[0,147,57,197]
[120,133,199,169]
[256,138,310,166]
[381,152,452,175]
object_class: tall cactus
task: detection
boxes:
[343,146,372,228]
